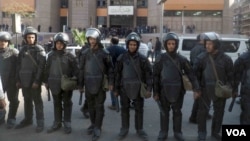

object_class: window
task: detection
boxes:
[182,39,197,51]
[164,10,223,17]
[97,0,107,7]
[97,16,107,26]
[137,0,147,8]
[137,17,147,26]
[61,0,68,8]
[110,0,133,6]
[221,41,240,53]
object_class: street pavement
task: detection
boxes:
[0,86,241,141]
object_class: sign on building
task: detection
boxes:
[108,6,134,15]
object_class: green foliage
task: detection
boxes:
[71,29,87,46]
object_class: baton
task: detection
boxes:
[156,100,165,116]
[79,91,83,105]
[47,88,51,101]
[115,96,120,113]
[228,97,236,112]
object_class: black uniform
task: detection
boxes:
[78,47,114,135]
[193,51,234,140]
[44,50,78,133]
[153,52,199,140]
[189,42,206,123]
[0,47,19,128]
[233,51,250,124]
[16,44,46,131]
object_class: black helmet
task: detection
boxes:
[125,32,141,48]
[162,32,179,52]
[0,32,12,45]
[203,32,220,49]
[23,26,38,43]
[53,32,69,49]
[196,33,206,41]
[86,28,101,43]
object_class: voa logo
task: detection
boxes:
[226,129,247,136]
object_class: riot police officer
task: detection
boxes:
[78,28,114,141]
[153,32,200,141]
[0,32,19,128]
[193,32,234,141]
[15,26,46,133]
[233,39,250,125]
[114,32,152,141]
[44,32,78,134]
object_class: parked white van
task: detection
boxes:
[162,34,249,62]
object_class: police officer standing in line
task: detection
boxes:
[153,32,200,141]
[78,42,90,119]
[0,32,19,128]
[106,36,126,110]
[44,32,79,134]
[114,32,152,141]
[192,32,234,141]
[15,26,46,133]
[233,39,250,125]
[189,33,212,124]
[78,28,114,141]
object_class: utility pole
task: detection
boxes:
[157,0,167,39]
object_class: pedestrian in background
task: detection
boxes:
[147,38,154,62]
[106,36,126,110]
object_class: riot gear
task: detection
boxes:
[53,32,69,49]
[203,32,220,49]
[125,32,141,48]
[162,32,179,52]
[86,28,101,43]
[0,32,12,45]
[22,26,38,43]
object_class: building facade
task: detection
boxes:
[233,0,250,35]
[0,0,235,34]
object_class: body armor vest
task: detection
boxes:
[122,58,140,100]
[0,48,17,91]
[160,57,182,102]
[243,56,250,90]
[84,52,103,94]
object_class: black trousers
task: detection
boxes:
[86,89,106,129]
[6,85,19,120]
[120,91,144,131]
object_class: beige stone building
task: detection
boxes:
[0,0,235,34]
[233,0,250,35]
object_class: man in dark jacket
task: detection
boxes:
[154,37,162,60]
[78,28,114,141]
[15,26,46,133]
[233,40,250,125]
[114,32,152,141]
[0,32,19,128]
[189,33,212,123]
[153,32,200,141]
[193,32,234,141]
[106,36,126,110]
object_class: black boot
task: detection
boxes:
[174,132,185,141]
[81,100,89,119]
[7,101,19,129]
[47,121,62,133]
[118,128,129,139]
[157,130,168,141]
[63,103,72,134]
[64,121,72,134]
[6,119,16,129]
[137,130,148,141]
[15,118,33,129]
[36,120,44,133]
[92,127,101,141]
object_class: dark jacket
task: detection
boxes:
[190,43,205,66]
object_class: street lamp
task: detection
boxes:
[157,0,167,39]
[181,6,186,34]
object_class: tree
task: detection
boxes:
[1,0,34,18]
[71,29,86,46]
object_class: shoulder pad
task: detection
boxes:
[82,48,90,55]
[117,53,125,61]
[239,51,250,60]
[196,52,207,60]
[102,48,110,54]
[35,44,45,51]
[9,48,19,55]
